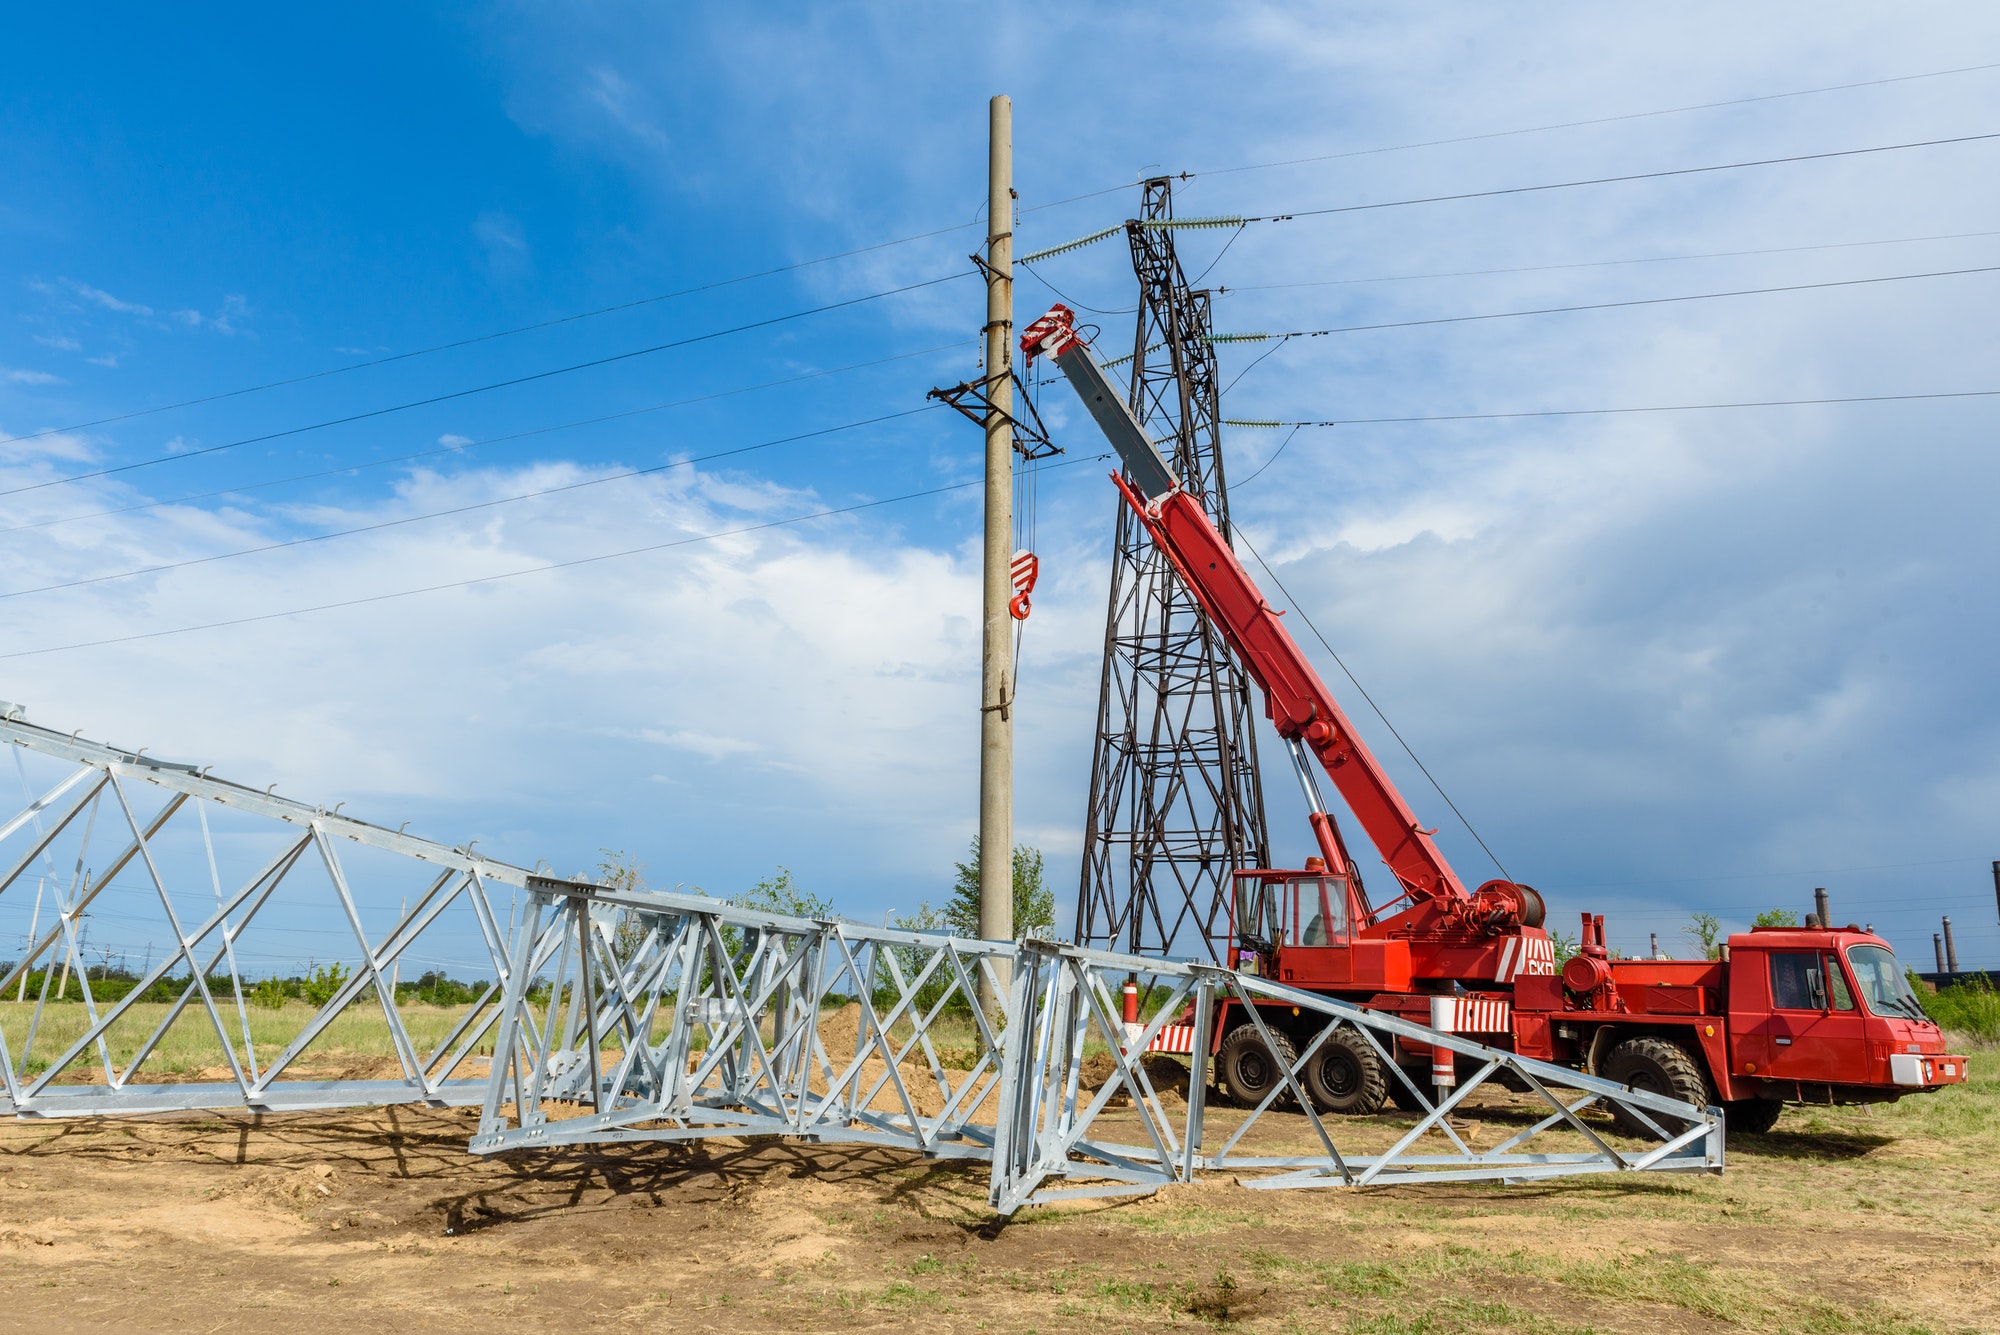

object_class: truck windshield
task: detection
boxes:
[1846,945,1930,1022]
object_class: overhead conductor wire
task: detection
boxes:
[0,272,973,499]
[0,452,1116,661]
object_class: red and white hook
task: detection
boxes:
[1009,550,1039,620]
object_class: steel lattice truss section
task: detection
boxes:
[479,877,1724,1216]
[0,710,545,1116]
[1075,175,1270,960]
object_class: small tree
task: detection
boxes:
[597,849,653,961]
[739,866,833,919]
[945,840,1055,940]
[1682,912,1724,961]
[1548,929,1579,966]
[1752,908,1800,928]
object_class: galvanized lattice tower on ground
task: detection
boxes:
[1073,177,1270,959]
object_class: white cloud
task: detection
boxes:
[65,280,152,315]
[33,335,81,352]
[0,367,62,386]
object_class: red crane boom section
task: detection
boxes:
[1021,302,1469,907]
[1113,476,1467,905]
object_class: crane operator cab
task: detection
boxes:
[1225,860,1417,992]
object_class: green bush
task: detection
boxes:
[1921,978,2000,1043]
[250,977,292,1010]
[300,961,350,1007]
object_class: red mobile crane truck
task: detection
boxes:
[1022,303,1966,1136]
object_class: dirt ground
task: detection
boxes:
[0,1059,1993,1334]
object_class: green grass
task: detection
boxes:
[0,999,493,1081]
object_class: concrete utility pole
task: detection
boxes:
[978,93,1015,1002]
[1992,860,1999,926]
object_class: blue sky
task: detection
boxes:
[4,4,2000,974]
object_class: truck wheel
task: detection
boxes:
[1302,1026,1388,1115]
[1726,1097,1783,1135]
[1601,1036,1713,1138]
[1216,1024,1299,1108]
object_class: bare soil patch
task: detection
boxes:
[0,1057,1991,1333]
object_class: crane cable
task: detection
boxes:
[1231,526,1513,882]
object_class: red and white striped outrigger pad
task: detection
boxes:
[1436,997,1512,1033]
[1144,1022,1199,1055]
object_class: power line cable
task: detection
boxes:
[1184,60,2000,179]
[7,183,1132,449]
[0,340,972,537]
[1209,262,2000,342]
[1218,226,2000,293]
[0,407,946,601]
[17,64,1992,448]
[1028,132,2000,265]
[0,272,970,500]
[1225,387,2000,434]
[0,454,1112,660]
[1231,525,1513,882]
[1244,130,2000,223]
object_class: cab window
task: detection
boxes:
[1769,952,1827,1010]
[1233,880,1279,946]
[1769,952,1854,1011]
[1289,877,1348,946]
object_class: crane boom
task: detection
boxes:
[1023,303,1468,906]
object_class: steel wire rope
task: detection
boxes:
[0,339,973,537]
[1018,260,1138,316]
[1212,262,2000,342]
[0,271,973,500]
[0,452,1117,661]
[0,406,946,601]
[1180,60,2000,180]
[1231,425,1301,489]
[1231,525,1512,882]
[1219,227,2000,293]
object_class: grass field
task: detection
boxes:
[0,1022,1989,1332]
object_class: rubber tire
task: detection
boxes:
[1386,1067,1433,1113]
[1726,1097,1783,1135]
[1216,1023,1299,1108]
[1303,1026,1389,1115]
[1600,1036,1713,1139]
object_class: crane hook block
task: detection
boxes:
[1010,550,1039,620]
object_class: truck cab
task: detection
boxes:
[1722,926,1967,1103]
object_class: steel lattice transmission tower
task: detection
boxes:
[1073,177,1271,960]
